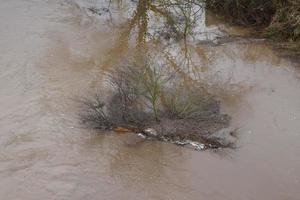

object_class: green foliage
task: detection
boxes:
[133,64,166,121]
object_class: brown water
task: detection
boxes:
[0,0,300,199]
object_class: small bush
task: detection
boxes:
[79,61,235,149]
[79,94,113,129]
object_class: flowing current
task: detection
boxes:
[0,0,299,199]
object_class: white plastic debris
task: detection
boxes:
[137,133,146,139]
[143,128,158,137]
[185,140,205,151]
[173,140,205,151]
[173,141,189,146]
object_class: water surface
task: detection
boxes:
[0,1,299,199]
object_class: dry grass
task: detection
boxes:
[266,0,300,42]
[205,0,275,26]
[206,0,300,49]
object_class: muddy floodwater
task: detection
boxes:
[0,0,300,199]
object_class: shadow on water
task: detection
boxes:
[97,0,215,73]
[85,0,246,98]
